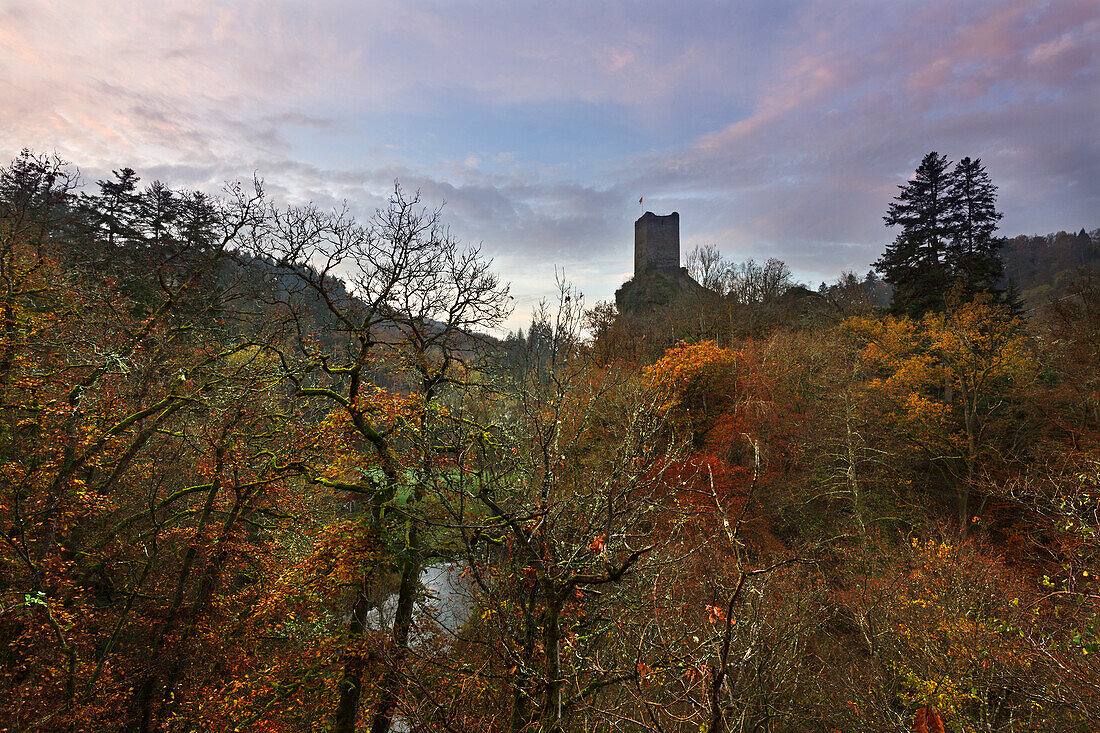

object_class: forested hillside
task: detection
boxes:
[2,150,1099,732]
[1003,229,1100,308]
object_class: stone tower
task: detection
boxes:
[634,211,680,278]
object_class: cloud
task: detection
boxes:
[625,0,1099,280]
[1,0,1096,329]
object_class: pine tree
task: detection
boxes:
[946,156,1004,301]
[93,167,141,249]
[1003,278,1025,317]
[875,152,953,317]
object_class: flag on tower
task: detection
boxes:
[638,196,643,205]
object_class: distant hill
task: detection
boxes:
[1003,228,1100,307]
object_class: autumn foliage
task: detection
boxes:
[2,152,1099,732]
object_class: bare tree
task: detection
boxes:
[383,278,700,732]
[246,184,510,733]
[687,244,726,292]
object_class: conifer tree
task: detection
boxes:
[875,152,953,317]
[946,156,1004,301]
[92,167,142,249]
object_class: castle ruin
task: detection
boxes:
[616,210,704,312]
[634,211,680,278]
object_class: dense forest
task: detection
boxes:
[2,149,1099,732]
[1003,230,1100,308]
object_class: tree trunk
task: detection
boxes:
[131,450,226,731]
[331,591,370,733]
[511,581,540,732]
[961,385,977,529]
[844,394,866,537]
[368,525,421,733]
[540,600,563,731]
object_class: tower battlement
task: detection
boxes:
[634,211,680,278]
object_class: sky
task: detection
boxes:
[2,0,1098,329]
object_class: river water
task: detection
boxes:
[365,562,476,731]
[365,562,476,645]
